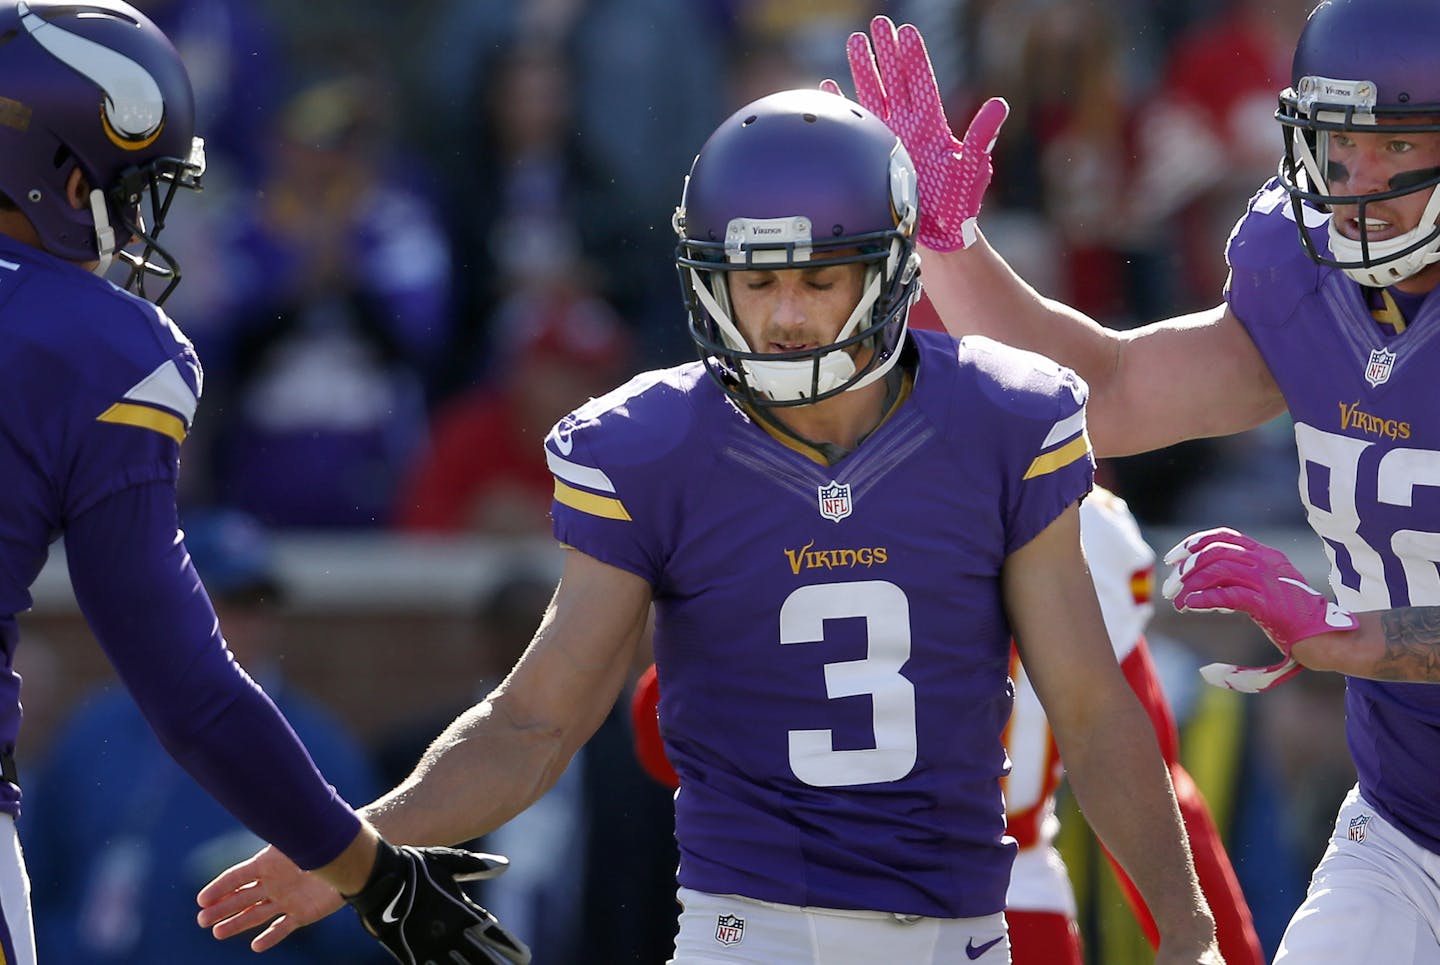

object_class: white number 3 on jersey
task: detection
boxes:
[781,580,917,787]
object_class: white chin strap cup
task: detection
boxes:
[88,188,115,277]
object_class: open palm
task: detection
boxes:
[196,843,345,953]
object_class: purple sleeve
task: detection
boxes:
[63,481,361,870]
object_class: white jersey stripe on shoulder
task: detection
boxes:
[1040,408,1086,450]
[123,359,198,426]
[0,259,18,272]
[546,447,618,494]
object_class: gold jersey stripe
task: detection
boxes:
[1372,289,1407,334]
[743,370,917,467]
[96,402,187,444]
[554,479,632,521]
[1022,435,1090,480]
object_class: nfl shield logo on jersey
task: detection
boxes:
[1348,813,1371,843]
[818,481,852,522]
[714,913,745,946]
[1364,348,1395,387]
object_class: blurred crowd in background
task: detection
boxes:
[17,0,1361,963]
[124,0,1316,536]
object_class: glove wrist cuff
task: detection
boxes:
[342,838,402,906]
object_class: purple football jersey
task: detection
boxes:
[547,329,1094,918]
[1227,178,1440,854]
[0,237,357,868]
[0,238,199,801]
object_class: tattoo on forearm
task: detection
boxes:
[1378,608,1440,681]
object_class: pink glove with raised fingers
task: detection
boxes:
[1162,527,1359,693]
[823,15,1008,251]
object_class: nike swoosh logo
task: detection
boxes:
[380,886,406,924]
[966,935,1004,960]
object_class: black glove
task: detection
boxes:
[344,839,531,965]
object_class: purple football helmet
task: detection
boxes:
[1278,0,1440,286]
[674,88,920,408]
[0,0,204,303]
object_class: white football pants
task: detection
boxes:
[0,815,36,965]
[1276,785,1440,963]
[669,887,1010,964]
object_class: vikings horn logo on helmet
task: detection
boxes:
[19,1,165,150]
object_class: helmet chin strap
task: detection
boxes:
[694,265,890,402]
[1299,129,1440,287]
[1329,183,1440,287]
[88,187,115,277]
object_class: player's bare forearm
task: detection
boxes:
[922,241,1283,457]
[922,238,1122,389]
[1007,508,1215,958]
[364,648,636,845]
[365,549,652,845]
[362,695,574,846]
[1295,609,1440,682]
[1056,697,1218,960]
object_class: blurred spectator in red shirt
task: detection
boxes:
[394,287,634,535]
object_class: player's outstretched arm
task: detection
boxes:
[1006,505,1220,964]
[831,16,1283,459]
[200,547,651,956]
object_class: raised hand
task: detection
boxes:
[1163,527,1359,692]
[823,15,1008,251]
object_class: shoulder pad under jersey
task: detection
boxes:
[953,333,1089,422]
[544,364,713,518]
[1224,178,1328,330]
[2,256,202,444]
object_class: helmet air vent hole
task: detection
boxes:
[741,115,757,126]
[803,113,817,123]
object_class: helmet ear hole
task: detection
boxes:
[63,168,88,210]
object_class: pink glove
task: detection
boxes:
[1162,528,1359,693]
[821,15,1008,251]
